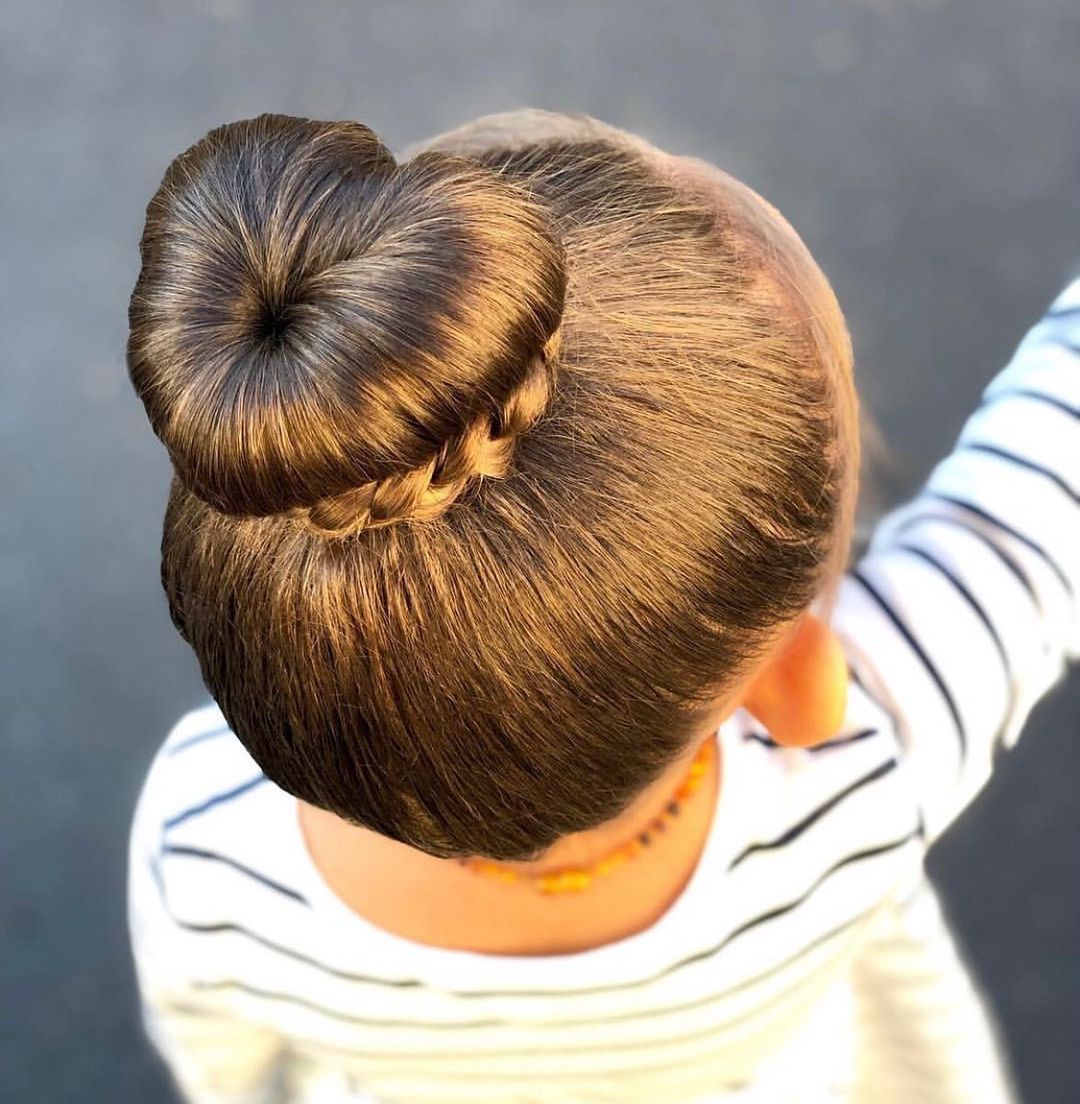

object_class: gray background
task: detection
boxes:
[2,1,1078,1101]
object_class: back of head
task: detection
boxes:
[128,111,857,861]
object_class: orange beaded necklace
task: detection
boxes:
[454,735,717,895]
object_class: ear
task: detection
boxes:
[741,613,849,748]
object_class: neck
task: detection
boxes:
[298,728,722,889]
[466,731,720,877]
[296,727,725,955]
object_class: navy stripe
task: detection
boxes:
[851,567,967,762]
[894,543,1011,683]
[190,980,500,1029]
[190,892,890,1050]
[729,757,898,869]
[312,1033,759,1085]
[163,775,268,831]
[979,388,1078,420]
[1042,302,1077,320]
[168,916,424,988]
[742,729,881,750]
[166,725,229,756]
[162,844,309,906]
[149,854,166,904]
[290,904,883,1042]
[846,662,904,736]
[895,541,1018,763]
[887,512,1039,607]
[812,726,880,752]
[316,900,884,1036]
[923,492,1072,597]
[165,829,916,1001]
[193,951,839,1059]
[720,827,920,947]
[153,998,217,1020]
[1046,305,1080,322]
[958,441,1077,504]
[307,1034,761,1089]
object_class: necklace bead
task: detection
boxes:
[457,736,715,895]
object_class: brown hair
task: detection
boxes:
[127,111,859,862]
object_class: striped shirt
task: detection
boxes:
[127,281,1080,1104]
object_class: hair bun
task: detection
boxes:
[127,113,566,522]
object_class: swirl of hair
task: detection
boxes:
[126,113,566,524]
[302,333,560,536]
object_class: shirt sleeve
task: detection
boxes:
[127,739,289,1104]
[831,278,1080,844]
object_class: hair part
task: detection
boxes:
[129,112,857,861]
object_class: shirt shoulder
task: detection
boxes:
[128,701,278,899]
[128,703,315,981]
[133,701,264,829]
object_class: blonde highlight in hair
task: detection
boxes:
[128,111,858,862]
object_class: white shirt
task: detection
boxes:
[128,280,1080,1104]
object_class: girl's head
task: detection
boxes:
[127,110,858,862]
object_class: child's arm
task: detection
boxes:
[127,746,288,1104]
[831,278,1079,844]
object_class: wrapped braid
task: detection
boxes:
[301,335,560,536]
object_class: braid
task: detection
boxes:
[300,332,560,538]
